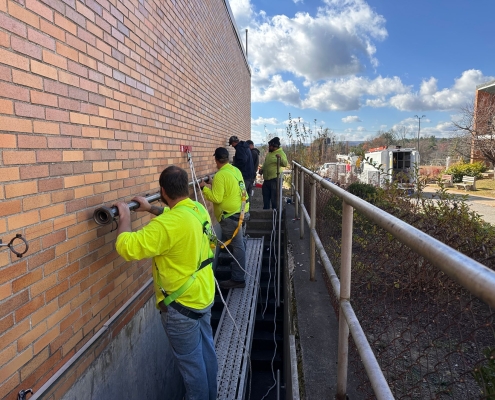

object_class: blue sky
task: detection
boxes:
[228,0,495,145]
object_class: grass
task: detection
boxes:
[426,178,495,198]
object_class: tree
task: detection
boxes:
[452,96,495,165]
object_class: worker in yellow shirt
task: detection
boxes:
[115,166,217,400]
[200,147,249,290]
[260,137,287,209]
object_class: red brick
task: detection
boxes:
[46,108,69,122]
[54,13,77,35]
[0,31,9,47]
[28,248,55,270]
[3,151,36,164]
[15,294,45,321]
[0,133,16,148]
[0,116,32,132]
[44,79,68,96]
[40,19,65,41]
[31,90,58,106]
[28,27,55,50]
[0,13,27,38]
[42,230,66,248]
[37,150,63,163]
[19,165,49,179]
[39,178,64,192]
[34,121,60,134]
[31,60,58,79]
[47,136,71,148]
[11,36,42,60]
[0,200,21,217]
[0,348,31,385]
[43,49,67,69]
[0,315,14,335]
[18,134,47,148]
[12,268,43,292]
[0,166,19,182]
[0,81,30,101]
[56,42,78,61]
[7,208,39,228]
[12,69,43,89]
[25,0,53,22]
[0,290,28,319]
[45,280,69,303]
[9,0,40,28]
[58,70,80,86]
[0,99,13,114]
[15,102,45,119]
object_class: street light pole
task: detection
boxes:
[414,115,426,153]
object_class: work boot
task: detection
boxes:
[219,279,246,289]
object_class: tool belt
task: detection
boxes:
[159,300,204,320]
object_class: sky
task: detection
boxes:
[228,0,495,145]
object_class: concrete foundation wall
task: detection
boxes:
[59,295,183,400]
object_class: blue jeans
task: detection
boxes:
[160,307,218,400]
[219,217,246,282]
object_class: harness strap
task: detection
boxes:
[221,170,247,248]
[155,202,214,306]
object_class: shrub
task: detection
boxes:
[445,162,488,183]
[347,182,378,202]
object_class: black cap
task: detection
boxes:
[268,137,281,147]
[213,147,229,160]
[228,136,239,145]
[246,140,254,145]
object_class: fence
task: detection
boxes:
[292,161,495,399]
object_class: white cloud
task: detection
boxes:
[342,115,361,123]
[356,126,365,132]
[293,0,304,3]
[301,75,407,111]
[229,0,254,31]
[389,70,495,111]
[252,75,301,106]
[243,0,387,83]
[252,117,279,126]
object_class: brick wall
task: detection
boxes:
[0,0,250,396]
[472,89,495,163]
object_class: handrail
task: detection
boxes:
[294,161,495,310]
[292,159,495,399]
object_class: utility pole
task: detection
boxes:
[414,115,426,153]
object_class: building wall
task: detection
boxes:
[471,89,495,163]
[0,0,250,396]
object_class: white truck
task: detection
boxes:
[359,146,419,187]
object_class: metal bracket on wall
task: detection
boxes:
[18,388,33,400]
[0,234,29,258]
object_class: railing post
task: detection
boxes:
[299,170,304,239]
[277,169,283,308]
[336,200,353,399]
[310,177,316,281]
[294,164,299,219]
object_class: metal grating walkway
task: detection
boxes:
[214,237,264,400]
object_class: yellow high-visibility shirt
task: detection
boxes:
[116,198,215,310]
[262,148,288,180]
[203,163,250,222]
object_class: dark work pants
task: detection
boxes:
[262,178,278,209]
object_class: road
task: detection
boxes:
[423,186,495,225]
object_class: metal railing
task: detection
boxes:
[291,160,495,399]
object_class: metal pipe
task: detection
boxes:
[93,174,213,226]
[299,170,304,239]
[277,173,282,308]
[293,162,495,310]
[277,369,280,400]
[309,178,316,281]
[341,300,394,399]
[336,201,353,399]
[29,278,154,400]
[294,164,299,219]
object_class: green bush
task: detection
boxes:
[347,182,378,202]
[445,162,488,183]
